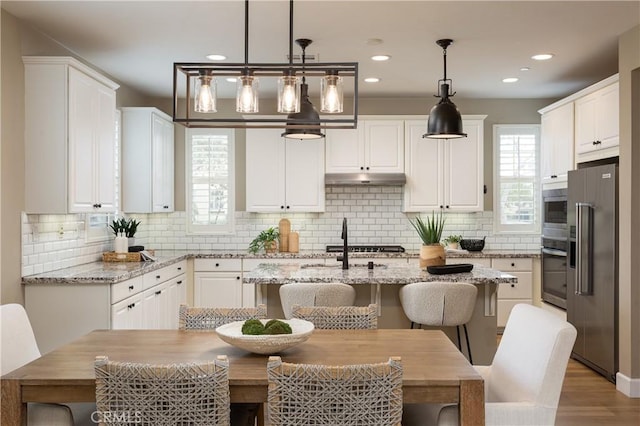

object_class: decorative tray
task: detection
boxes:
[427,263,474,275]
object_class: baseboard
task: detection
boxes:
[616,372,640,397]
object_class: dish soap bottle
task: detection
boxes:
[115,232,127,254]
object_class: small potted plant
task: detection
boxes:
[248,227,280,254]
[443,234,462,250]
[409,211,446,268]
[110,217,141,246]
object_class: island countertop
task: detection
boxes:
[242,262,517,285]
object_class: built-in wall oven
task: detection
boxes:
[541,187,568,309]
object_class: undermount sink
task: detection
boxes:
[300,263,388,269]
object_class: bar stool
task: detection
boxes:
[279,283,355,319]
[399,282,477,363]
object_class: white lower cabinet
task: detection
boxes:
[194,259,245,308]
[491,258,533,328]
[111,292,144,330]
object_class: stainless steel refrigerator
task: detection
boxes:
[567,163,618,383]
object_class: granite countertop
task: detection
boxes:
[242,262,517,285]
[22,248,537,285]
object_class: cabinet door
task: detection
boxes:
[111,293,144,329]
[95,85,117,211]
[285,139,325,212]
[364,120,404,173]
[403,120,443,211]
[445,119,483,211]
[246,129,286,212]
[152,114,175,212]
[194,272,243,308]
[68,67,99,213]
[541,102,574,184]
[325,127,363,173]
[164,275,186,329]
[594,82,619,149]
[142,285,167,329]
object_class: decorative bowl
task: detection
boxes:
[459,237,485,252]
[215,319,314,355]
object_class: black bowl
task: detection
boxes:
[459,238,485,252]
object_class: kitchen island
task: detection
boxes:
[244,262,516,364]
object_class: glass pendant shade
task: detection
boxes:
[236,74,259,113]
[424,84,466,139]
[194,74,216,113]
[282,83,325,140]
[320,73,343,113]
[277,73,300,113]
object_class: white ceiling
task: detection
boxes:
[3,0,639,100]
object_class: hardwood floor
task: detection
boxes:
[556,358,640,425]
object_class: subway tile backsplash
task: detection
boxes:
[21,186,542,276]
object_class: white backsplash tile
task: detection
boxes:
[21,186,542,275]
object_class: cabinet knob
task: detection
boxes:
[128,285,134,291]
[280,205,285,209]
[366,166,370,170]
[155,290,162,295]
[163,205,169,209]
[511,262,515,267]
[445,205,449,209]
[286,205,290,209]
[177,267,182,271]
[550,175,557,179]
[511,284,515,288]
[177,280,183,285]
[156,275,161,279]
[440,205,443,209]
[360,166,364,170]
[215,263,220,267]
[236,276,241,280]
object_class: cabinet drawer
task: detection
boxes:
[143,260,187,289]
[111,276,143,304]
[446,257,491,268]
[194,258,242,272]
[498,272,532,299]
[492,258,533,271]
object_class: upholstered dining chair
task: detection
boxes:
[279,282,356,319]
[403,303,578,426]
[399,281,477,362]
[178,304,266,426]
[178,303,267,330]
[0,304,75,425]
[267,356,403,426]
[94,355,230,425]
[291,304,378,329]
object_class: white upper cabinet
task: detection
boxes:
[121,107,175,213]
[246,129,325,212]
[24,57,119,214]
[574,80,619,157]
[325,119,404,173]
[404,118,485,212]
[540,102,574,185]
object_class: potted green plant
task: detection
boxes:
[409,211,446,268]
[443,234,462,250]
[110,218,141,246]
[248,227,280,254]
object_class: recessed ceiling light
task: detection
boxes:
[364,77,381,83]
[520,67,530,71]
[371,55,391,61]
[503,77,519,83]
[366,38,384,46]
[206,54,227,61]
[532,53,554,61]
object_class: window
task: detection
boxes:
[493,124,540,233]
[186,128,235,234]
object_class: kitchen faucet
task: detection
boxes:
[336,217,349,269]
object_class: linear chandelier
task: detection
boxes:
[173,0,358,134]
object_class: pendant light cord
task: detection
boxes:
[442,45,447,82]
[288,0,294,68]
[244,0,249,66]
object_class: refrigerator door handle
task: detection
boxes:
[575,202,593,296]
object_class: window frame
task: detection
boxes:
[492,124,541,234]
[185,127,236,235]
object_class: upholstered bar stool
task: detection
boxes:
[279,283,356,319]
[399,282,477,363]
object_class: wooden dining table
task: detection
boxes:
[1,328,484,426]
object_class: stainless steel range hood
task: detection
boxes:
[325,173,406,186]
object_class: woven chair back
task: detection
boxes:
[267,355,403,426]
[178,304,267,330]
[291,304,378,329]
[94,355,230,425]
[399,282,477,326]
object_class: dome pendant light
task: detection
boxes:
[423,39,466,139]
[282,38,325,140]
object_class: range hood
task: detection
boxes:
[325,173,406,186]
